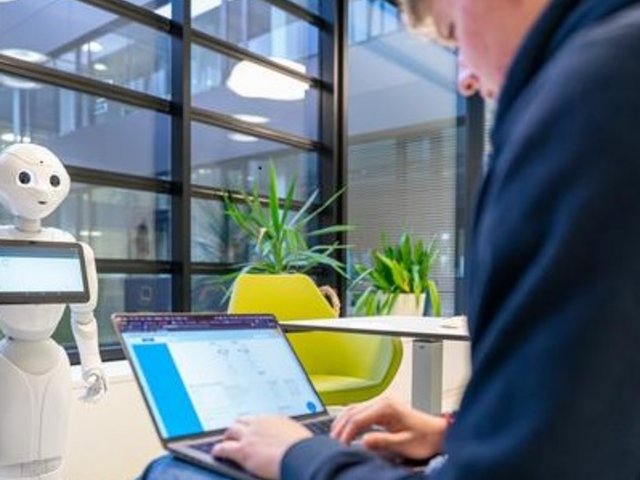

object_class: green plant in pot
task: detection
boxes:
[352,233,441,316]
[221,163,353,310]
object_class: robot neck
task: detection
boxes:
[16,216,42,233]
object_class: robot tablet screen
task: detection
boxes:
[0,239,89,304]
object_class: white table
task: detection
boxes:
[282,316,470,413]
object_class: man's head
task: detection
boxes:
[400,0,551,99]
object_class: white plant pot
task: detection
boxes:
[389,293,426,316]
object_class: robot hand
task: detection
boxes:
[79,368,108,403]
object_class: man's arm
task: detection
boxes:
[282,437,427,480]
[431,24,640,479]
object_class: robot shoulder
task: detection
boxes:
[41,228,76,242]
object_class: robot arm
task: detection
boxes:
[69,241,107,402]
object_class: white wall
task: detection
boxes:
[64,363,163,480]
[63,342,470,480]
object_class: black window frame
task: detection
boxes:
[0,0,483,363]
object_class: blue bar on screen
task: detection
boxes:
[133,343,203,438]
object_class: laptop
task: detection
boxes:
[112,312,341,480]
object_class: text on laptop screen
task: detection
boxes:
[0,243,85,294]
[120,315,325,440]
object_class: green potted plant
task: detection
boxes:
[352,233,441,316]
[221,163,353,308]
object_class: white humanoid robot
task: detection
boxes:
[0,144,107,480]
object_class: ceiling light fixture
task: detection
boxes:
[226,58,310,101]
[232,114,270,124]
[81,41,103,53]
[0,48,49,89]
[0,133,16,142]
[228,133,259,143]
[93,62,108,72]
[0,48,48,63]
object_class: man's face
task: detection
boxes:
[428,0,548,100]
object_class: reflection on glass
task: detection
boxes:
[0,0,171,98]
[190,0,319,76]
[347,0,460,316]
[191,121,318,201]
[288,0,320,14]
[191,198,250,264]
[192,274,230,313]
[0,74,171,178]
[42,183,171,261]
[53,274,172,346]
[191,45,318,139]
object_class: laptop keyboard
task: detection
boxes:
[190,418,335,455]
[305,417,334,435]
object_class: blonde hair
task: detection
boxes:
[398,0,437,36]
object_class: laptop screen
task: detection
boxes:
[117,314,325,440]
[0,240,89,304]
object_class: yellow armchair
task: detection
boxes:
[228,273,403,405]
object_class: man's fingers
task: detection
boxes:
[330,405,360,438]
[212,440,244,463]
[223,422,248,441]
[361,431,412,452]
[337,403,390,444]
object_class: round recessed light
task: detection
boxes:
[82,41,104,53]
[228,133,259,143]
[0,132,16,142]
[232,114,270,124]
[93,62,108,72]
[0,48,48,63]
[226,58,309,101]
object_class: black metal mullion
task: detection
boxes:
[0,54,171,113]
[79,0,171,32]
[191,107,319,152]
[191,30,323,89]
[191,184,310,211]
[454,95,484,313]
[96,259,174,274]
[171,0,192,312]
[317,0,348,313]
[67,166,174,194]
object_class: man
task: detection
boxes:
[145,0,640,478]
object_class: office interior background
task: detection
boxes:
[0,0,485,476]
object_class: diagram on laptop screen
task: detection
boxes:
[127,328,323,439]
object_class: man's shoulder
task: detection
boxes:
[550,3,640,86]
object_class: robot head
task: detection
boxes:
[0,144,70,220]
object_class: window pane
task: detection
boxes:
[53,274,172,347]
[43,184,171,261]
[288,0,320,14]
[191,0,319,77]
[192,199,249,264]
[191,44,318,139]
[347,0,461,315]
[123,0,171,16]
[0,0,171,98]
[0,74,171,178]
[192,275,230,312]
[191,121,318,201]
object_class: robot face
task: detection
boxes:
[0,144,70,220]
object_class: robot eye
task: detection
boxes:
[50,174,61,187]
[17,171,32,185]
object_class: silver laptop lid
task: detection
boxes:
[113,313,327,442]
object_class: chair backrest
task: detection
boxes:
[228,273,401,384]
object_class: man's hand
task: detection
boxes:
[331,397,448,460]
[213,416,312,480]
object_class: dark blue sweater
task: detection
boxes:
[282,0,640,478]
